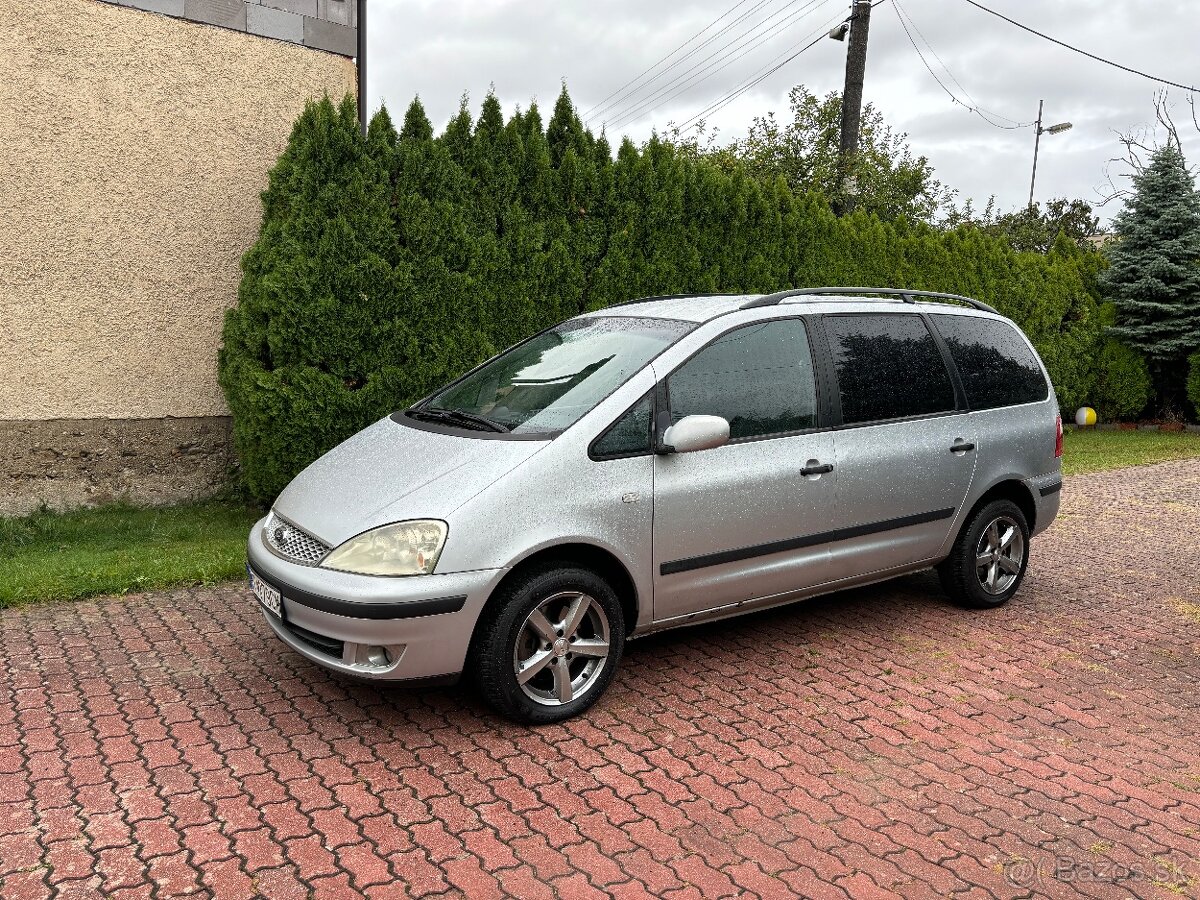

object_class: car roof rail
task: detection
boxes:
[608,292,752,308]
[740,286,1000,315]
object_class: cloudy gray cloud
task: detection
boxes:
[366,0,1199,223]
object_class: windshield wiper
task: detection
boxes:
[407,406,510,433]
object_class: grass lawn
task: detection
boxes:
[0,501,262,607]
[1062,428,1200,476]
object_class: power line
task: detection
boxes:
[673,10,845,135]
[895,0,1025,125]
[962,0,1199,93]
[605,0,833,130]
[588,0,800,125]
[674,33,828,133]
[583,0,766,122]
[893,0,1032,130]
[602,0,827,129]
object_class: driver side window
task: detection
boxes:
[667,319,817,441]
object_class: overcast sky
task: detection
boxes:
[366,0,1199,224]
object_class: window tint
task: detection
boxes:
[592,394,653,458]
[668,319,817,440]
[825,314,956,424]
[932,315,1048,409]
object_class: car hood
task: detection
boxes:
[272,416,548,547]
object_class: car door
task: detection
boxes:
[652,316,836,622]
[818,312,978,580]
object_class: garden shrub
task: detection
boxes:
[1188,351,1200,419]
[1092,339,1153,421]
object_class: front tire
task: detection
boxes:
[472,565,625,724]
[939,499,1030,609]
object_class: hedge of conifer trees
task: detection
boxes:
[220,91,1107,502]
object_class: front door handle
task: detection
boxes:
[801,461,834,477]
[951,440,975,454]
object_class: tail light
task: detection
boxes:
[1054,415,1063,458]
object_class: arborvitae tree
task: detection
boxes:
[544,90,595,317]
[391,100,493,392]
[1100,143,1200,414]
[585,138,642,309]
[547,85,589,168]
[519,103,552,216]
[490,109,543,347]
[399,96,433,143]
[441,97,474,168]
[219,97,403,501]
[365,104,398,165]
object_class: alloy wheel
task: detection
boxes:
[512,591,611,706]
[975,515,1025,595]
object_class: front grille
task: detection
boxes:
[284,621,345,660]
[264,512,330,566]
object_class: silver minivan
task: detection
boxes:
[246,288,1064,723]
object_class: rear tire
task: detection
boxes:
[472,564,625,725]
[938,499,1030,609]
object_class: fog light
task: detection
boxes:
[347,642,404,669]
[365,645,389,667]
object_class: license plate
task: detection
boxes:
[248,567,283,619]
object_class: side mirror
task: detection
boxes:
[662,415,730,454]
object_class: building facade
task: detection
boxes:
[0,0,358,514]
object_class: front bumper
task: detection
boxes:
[246,517,504,681]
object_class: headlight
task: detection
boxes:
[320,520,448,576]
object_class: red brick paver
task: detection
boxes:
[2,461,1199,898]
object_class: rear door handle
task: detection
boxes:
[801,462,834,476]
[951,441,975,454]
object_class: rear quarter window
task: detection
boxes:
[932,315,1049,409]
[824,313,957,424]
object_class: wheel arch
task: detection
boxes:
[965,477,1038,535]
[473,542,641,642]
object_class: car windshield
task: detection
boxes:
[417,316,692,435]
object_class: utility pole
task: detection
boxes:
[835,0,873,215]
[357,0,367,135]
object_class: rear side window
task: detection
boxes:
[932,315,1048,409]
[825,314,956,424]
[668,319,818,440]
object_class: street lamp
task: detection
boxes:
[1029,99,1072,207]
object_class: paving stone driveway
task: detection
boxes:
[2,461,1199,899]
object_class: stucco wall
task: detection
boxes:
[0,0,357,422]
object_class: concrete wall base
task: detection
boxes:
[1,417,234,517]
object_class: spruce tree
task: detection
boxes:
[1100,144,1200,414]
